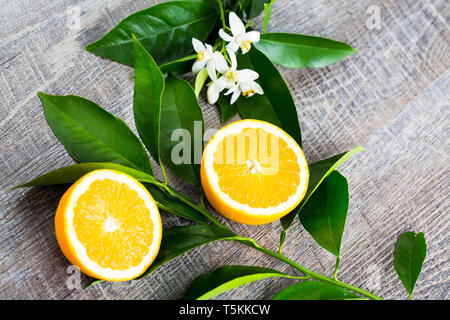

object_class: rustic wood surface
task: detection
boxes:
[0,0,449,300]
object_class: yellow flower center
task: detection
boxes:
[197,51,206,61]
[225,70,238,83]
[240,40,252,52]
[242,89,255,97]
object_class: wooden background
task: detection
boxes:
[0,0,448,300]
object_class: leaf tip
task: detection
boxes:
[85,42,97,53]
[84,279,103,290]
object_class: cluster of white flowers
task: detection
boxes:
[192,12,263,105]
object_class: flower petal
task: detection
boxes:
[237,69,259,82]
[192,38,205,52]
[205,43,214,53]
[229,12,246,36]
[207,77,227,104]
[251,81,264,95]
[214,77,228,92]
[230,87,241,104]
[213,52,229,74]
[206,60,217,81]
[241,46,250,54]
[219,29,234,42]
[226,41,240,53]
[227,49,237,70]
[245,31,260,43]
[224,84,239,96]
[192,60,206,74]
[207,85,220,104]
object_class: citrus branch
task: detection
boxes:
[155,183,383,300]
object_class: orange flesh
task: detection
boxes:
[212,128,301,208]
[73,179,154,270]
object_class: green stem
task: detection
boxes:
[155,181,227,230]
[287,276,310,281]
[200,192,205,208]
[333,255,341,280]
[239,238,382,300]
[245,21,254,28]
[216,0,227,30]
[160,162,168,185]
[153,183,382,300]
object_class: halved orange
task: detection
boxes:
[55,169,162,281]
[201,120,309,225]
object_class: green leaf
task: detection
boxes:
[236,49,302,147]
[255,33,357,68]
[85,1,218,66]
[160,73,204,187]
[204,0,234,11]
[160,54,196,76]
[144,184,209,224]
[139,225,238,279]
[165,185,226,227]
[183,265,295,300]
[37,93,153,174]
[133,36,165,164]
[194,68,209,98]
[238,0,270,19]
[11,162,158,189]
[393,232,427,299]
[299,171,348,256]
[262,0,276,34]
[84,279,103,289]
[12,162,210,224]
[280,146,364,249]
[273,281,361,300]
[217,95,238,125]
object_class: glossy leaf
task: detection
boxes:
[85,1,218,66]
[38,93,152,174]
[183,265,295,300]
[262,0,276,34]
[236,49,302,146]
[162,185,225,227]
[217,95,238,125]
[206,0,234,10]
[11,162,209,224]
[255,33,356,68]
[280,146,365,248]
[139,225,238,278]
[133,36,164,163]
[299,171,349,256]
[160,73,204,187]
[238,0,270,19]
[11,162,158,189]
[394,232,427,299]
[160,54,196,76]
[144,184,209,224]
[202,0,220,9]
[273,281,361,300]
[194,68,209,98]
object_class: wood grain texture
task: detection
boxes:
[0,0,448,300]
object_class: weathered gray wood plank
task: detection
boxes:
[0,0,448,299]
